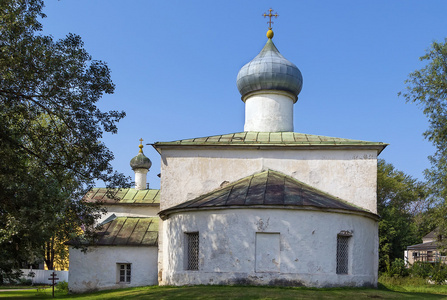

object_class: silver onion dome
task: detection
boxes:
[236,38,303,101]
[130,143,152,170]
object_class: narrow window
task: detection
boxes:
[117,263,131,283]
[336,235,350,274]
[186,232,199,270]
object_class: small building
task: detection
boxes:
[405,231,447,264]
[68,146,160,293]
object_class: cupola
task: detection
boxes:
[236,39,303,100]
[130,138,152,190]
[236,10,303,132]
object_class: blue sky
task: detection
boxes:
[40,1,447,188]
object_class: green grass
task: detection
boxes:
[2,279,447,299]
[378,275,447,296]
[0,285,49,290]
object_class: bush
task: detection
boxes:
[0,269,23,285]
[381,260,447,286]
[56,280,68,292]
[18,278,32,286]
[387,258,409,277]
[431,263,447,284]
[409,261,433,278]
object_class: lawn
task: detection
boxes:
[2,279,447,299]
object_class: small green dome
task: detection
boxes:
[130,142,152,170]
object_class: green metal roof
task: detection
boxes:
[84,188,160,205]
[97,217,158,246]
[68,217,159,247]
[159,169,377,220]
[153,132,387,154]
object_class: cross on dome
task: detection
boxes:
[263,8,278,30]
[139,138,144,153]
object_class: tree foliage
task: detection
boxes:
[400,39,447,198]
[377,159,431,272]
[0,0,127,281]
[400,38,447,249]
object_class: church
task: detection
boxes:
[68,13,387,292]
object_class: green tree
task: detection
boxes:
[0,0,127,281]
[377,159,429,272]
[400,39,447,248]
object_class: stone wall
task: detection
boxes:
[160,148,378,213]
[68,246,158,293]
[161,209,378,287]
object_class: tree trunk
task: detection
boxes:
[44,239,55,270]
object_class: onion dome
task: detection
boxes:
[130,140,152,170]
[236,31,303,101]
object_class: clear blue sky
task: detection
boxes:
[39,1,447,188]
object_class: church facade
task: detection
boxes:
[68,23,386,292]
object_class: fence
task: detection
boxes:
[20,269,68,284]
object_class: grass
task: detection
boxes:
[378,275,447,296]
[2,278,447,299]
[0,285,49,290]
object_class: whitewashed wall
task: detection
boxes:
[160,148,378,213]
[244,92,295,132]
[68,246,158,293]
[161,209,378,288]
[20,269,68,284]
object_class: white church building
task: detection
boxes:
[68,23,387,293]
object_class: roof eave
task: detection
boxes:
[152,143,388,155]
[67,241,158,247]
[101,202,160,206]
[407,242,438,250]
[159,205,379,221]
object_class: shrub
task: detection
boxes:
[431,263,447,284]
[409,261,433,278]
[18,278,32,286]
[387,258,409,277]
[56,280,68,292]
[0,269,23,285]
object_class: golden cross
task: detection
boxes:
[138,138,144,153]
[263,8,278,30]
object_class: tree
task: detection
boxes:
[0,0,128,281]
[400,38,447,248]
[377,159,430,272]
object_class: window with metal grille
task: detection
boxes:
[117,263,131,283]
[336,235,349,274]
[186,232,199,270]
